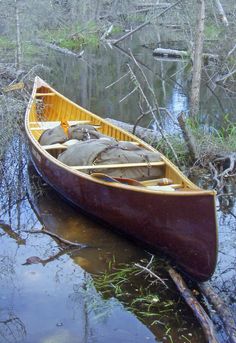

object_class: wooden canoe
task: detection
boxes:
[25,76,218,281]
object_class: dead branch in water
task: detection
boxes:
[169,267,219,343]
[135,260,168,288]
[199,282,236,343]
[33,39,84,58]
[24,227,84,247]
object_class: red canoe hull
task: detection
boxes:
[29,143,218,281]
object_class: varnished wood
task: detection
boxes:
[35,92,55,96]
[42,143,68,150]
[70,161,165,171]
[24,77,218,281]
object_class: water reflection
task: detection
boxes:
[27,168,205,343]
[34,39,236,131]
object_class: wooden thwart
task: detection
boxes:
[30,120,91,130]
[42,143,67,150]
[71,161,165,171]
[35,93,55,96]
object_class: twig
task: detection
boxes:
[23,228,84,247]
[126,61,180,166]
[135,262,168,288]
[105,71,130,89]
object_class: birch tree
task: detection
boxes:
[190,0,205,117]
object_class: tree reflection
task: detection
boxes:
[0,313,26,343]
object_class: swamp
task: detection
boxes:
[0,1,236,342]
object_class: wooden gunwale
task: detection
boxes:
[25,77,216,197]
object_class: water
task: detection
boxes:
[0,167,205,343]
[1,38,236,342]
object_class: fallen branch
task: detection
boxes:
[135,262,168,288]
[153,48,218,61]
[101,24,113,40]
[199,282,236,343]
[105,118,161,144]
[153,48,189,58]
[214,0,229,26]
[112,0,182,45]
[169,267,219,343]
[33,39,84,58]
[24,227,84,247]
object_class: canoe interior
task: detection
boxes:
[27,79,201,190]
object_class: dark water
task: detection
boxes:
[1,39,236,343]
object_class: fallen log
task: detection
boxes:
[33,39,84,58]
[105,118,161,145]
[199,282,236,343]
[153,48,189,58]
[169,267,219,343]
[153,48,218,61]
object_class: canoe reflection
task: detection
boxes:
[28,166,148,274]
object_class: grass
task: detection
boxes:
[188,114,236,154]
[154,115,236,169]
[204,23,222,40]
[42,20,100,50]
[94,259,177,322]
[0,37,16,50]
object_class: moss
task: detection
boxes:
[23,42,39,57]
[42,22,100,50]
[111,25,123,34]
[0,37,16,49]
[204,24,222,40]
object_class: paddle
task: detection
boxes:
[91,173,144,187]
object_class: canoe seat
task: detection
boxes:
[42,143,68,150]
[35,93,55,96]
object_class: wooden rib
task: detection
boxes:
[35,93,55,96]
[70,161,165,171]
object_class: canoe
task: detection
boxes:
[25,76,218,281]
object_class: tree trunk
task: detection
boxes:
[190,0,205,117]
[15,0,22,69]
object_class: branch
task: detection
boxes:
[169,267,219,343]
[214,0,229,26]
[199,282,236,343]
[112,0,182,45]
[24,227,85,247]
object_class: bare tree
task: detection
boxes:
[190,0,205,117]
